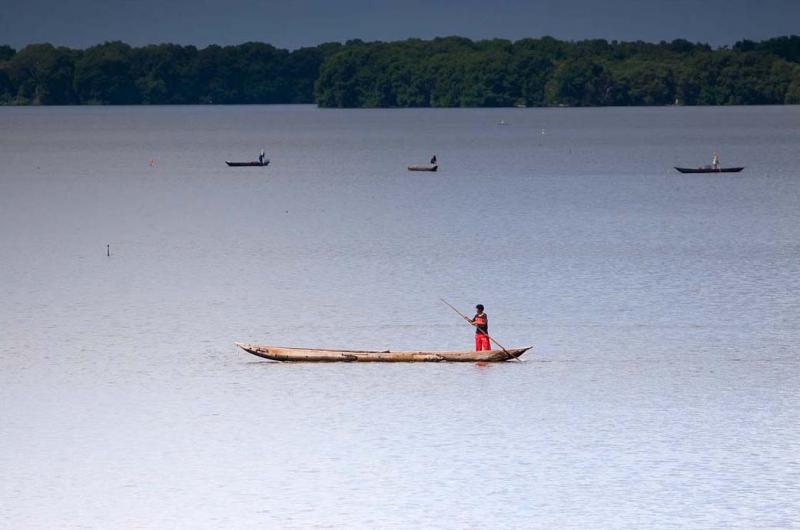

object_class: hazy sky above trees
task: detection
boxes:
[1,0,796,49]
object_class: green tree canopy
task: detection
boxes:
[0,35,798,107]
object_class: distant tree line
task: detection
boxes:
[0,41,341,105]
[314,36,800,107]
[1,36,799,107]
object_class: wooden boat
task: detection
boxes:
[226,160,270,167]
[408,164,438,172]
[674,166,744,174]
[236,343,530,362]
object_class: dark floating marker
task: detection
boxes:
[107,244,110,257]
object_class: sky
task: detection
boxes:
[0,0,797,50]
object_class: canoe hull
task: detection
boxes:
[236,343,530,362]
[674,166,744,174]
[226,160,270,167]
[408,165,438,172]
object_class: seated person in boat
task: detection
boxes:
[470,304,490,351]
[430,154,437,165]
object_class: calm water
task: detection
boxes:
[1,105,799,528]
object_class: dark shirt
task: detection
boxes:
[472,313,488,335]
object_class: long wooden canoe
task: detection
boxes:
[236,343,530,362]
[226,160,270,167]
[674,166,744,174]
[408,164,438,172]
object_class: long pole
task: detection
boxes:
[440,299,519,361]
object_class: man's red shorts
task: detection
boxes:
[475,333,491,351]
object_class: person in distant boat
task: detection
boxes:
[470,304,490,351]
[712,151,720,170]
[430,154,437,165]
[258,149,265,165]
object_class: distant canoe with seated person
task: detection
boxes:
[235,343,530,362]
[226,160,270,167]
[408,164,438,172]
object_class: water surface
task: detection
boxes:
[1,105,799,528]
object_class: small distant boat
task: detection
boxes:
[226,160,270,167]
[674,166,744,174]
[236,343,530,362]
[408,165,438,172]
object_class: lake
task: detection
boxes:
[1,105,799,528]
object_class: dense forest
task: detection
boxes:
[1,36,799,107]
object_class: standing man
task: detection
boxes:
[470,304,490,351]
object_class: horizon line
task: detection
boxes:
[3,33,798,53]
